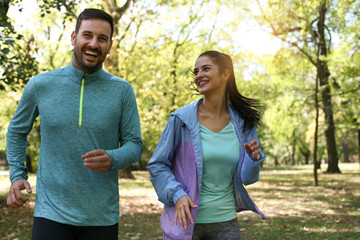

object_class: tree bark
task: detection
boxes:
[317,2,340,173]
[358,129,360,169]
[313,63,319,187]
[291,131,296,165]
[341,132,350,163]
[299,147,310,165]
[25,154,33,173]
[118,166,135,179]
[103,0,133,71]
[274,157,279,167]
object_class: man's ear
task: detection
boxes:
[71,31,76,46]
[107,40,113,55]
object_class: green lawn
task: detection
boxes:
[1,163,359,239]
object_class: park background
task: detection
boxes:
[0,0,359,239]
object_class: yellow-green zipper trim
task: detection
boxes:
[78,75,85,128]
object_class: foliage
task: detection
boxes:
[0,91,18,151]
[1,0,360,172]
[235,0,360,169]
[109,0,237,166]
[0,1,39,91]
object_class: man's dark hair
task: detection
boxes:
[75,8,114,39]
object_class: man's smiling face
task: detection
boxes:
[71,18,112,73]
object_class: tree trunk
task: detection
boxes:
[298,139,310,164]
[25,154,33,173]
[274,157,279,167]
[299,148,310,164]
[316,2,340,173]
[118,165,135,179]
[341,132,350,163]
[313,64,319,187]
[358,129,360,170]
[103,0,133,71]
[291,131,296,165]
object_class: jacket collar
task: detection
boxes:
[67,61,104,85]
[172,98,244,133]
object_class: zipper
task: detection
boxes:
[78,74,85,128]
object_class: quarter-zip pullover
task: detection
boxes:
[6,62,143,226]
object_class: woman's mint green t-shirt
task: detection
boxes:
[196,121,240,223]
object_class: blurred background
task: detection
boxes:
[1,0,360,178]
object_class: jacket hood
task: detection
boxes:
[171,98,202,131]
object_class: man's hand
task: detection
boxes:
[82,149,112,172]
[244,140,261,160]
[175,195,197,229]
[7,179,32,208]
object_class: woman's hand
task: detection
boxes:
[175,195,197,229]
[244,139,260,160]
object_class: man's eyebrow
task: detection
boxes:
[81,30,92,34]
[99,34,110,39]
[81,31,110,39]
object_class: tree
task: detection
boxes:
[250,47,317,166]
[1,0,39,90]
[238,0,360,173]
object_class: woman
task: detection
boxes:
[147,50,265,240]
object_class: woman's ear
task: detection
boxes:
[222,69,231,82]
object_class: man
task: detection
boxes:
[6,8,143,240]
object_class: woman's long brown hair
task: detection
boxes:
[197,50,262,132]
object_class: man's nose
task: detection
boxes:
[88,37,99,48]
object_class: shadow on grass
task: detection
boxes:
[1,165,359,240]
[119,212,162,239]
[0,194,163,240]
[240,214,360,240]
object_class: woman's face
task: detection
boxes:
[194,56,228,95]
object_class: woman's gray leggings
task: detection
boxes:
[192,218,241,240]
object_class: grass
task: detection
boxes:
[0,163,359,240]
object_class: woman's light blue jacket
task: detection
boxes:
[147,98,265,240]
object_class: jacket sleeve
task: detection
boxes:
[6,78,39,183]
[107,85,143,170]
[241,127,265,185]
[147,115,187,206]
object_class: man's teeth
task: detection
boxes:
[85,51,98,57]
